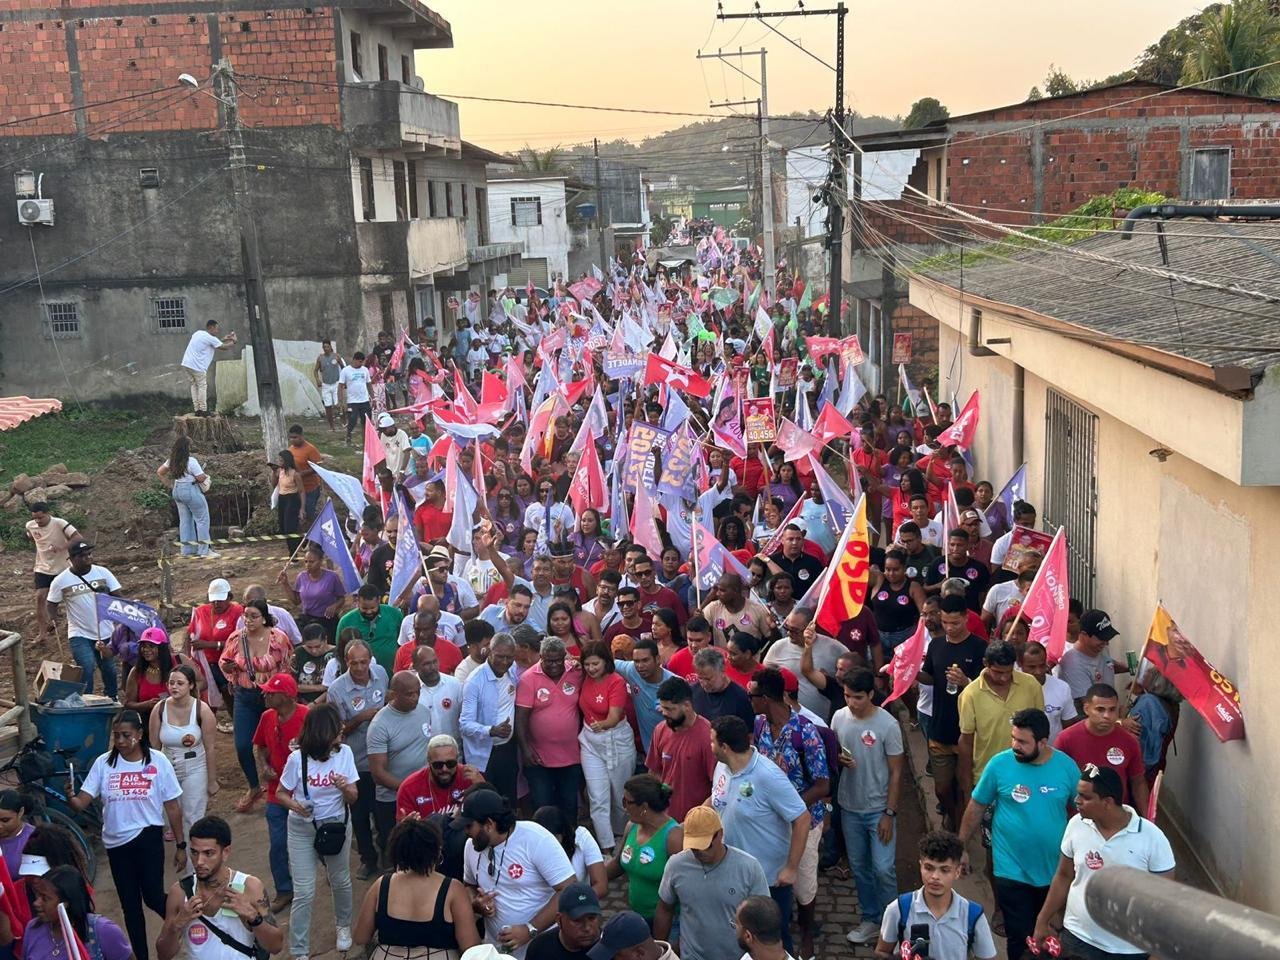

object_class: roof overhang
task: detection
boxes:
[851,128,949,152]
[349,0,453,48]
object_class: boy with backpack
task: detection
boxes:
[876,831,997,960]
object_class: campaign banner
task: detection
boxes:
[623,421,671,493]
[777,358,799,388]
[840,335,866,369]
[1144,606,1245,743]
[603,350,645,379]
[96,594,163,634]
[743,398,777,444]
[657,425,699,500]
[892,332,913,364]
[1003,526,1055,572]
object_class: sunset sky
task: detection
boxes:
[424,1,1204,150]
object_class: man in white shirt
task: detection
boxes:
[1019,642,1077,744]
[180,319,237,415]
[46,540,123,698]
[376,412,411,478]
[413,644,463,742]
[990,500,1037,569]
[339,352,373,444]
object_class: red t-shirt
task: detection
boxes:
[1055,723,1145,805]
[604,619,650,647]
[637,586,688,627]
[252,705,310,802]
[394,639,463,675]
[666,646,696,682]
[550,567,591,605]
[579,673,628,725]
[190,602,245,656]
[645,714,717,822]
[395,768,477,820]
[729,456,766,497]
[414,502,453,543]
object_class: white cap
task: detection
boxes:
[18,854,49,877]
[207,578,232,602]
[377,412,395,428]
[460,947,503,960]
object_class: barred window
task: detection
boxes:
[43,301,80,339]
[151,296,188,332]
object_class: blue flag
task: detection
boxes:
[389,492,423,605]
[305,501,361,592]
[988,462,1027,527]
[96,593,163,634]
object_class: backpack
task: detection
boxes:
[896,891,984,954]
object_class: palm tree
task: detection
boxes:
[1180,0,1280,97]
[516,146,568,174]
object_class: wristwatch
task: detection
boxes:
[176,841,188,849]
[884,809,897,818]
[525,923,538,938]
[248,914,265,929]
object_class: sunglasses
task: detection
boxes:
[618,600,637,607]
[430,759,458,770]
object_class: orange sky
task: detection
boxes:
[422,1,1204,150]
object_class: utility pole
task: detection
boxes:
[593,138,610,274]
[718,4,847,332]
[696,47,775,300]
[214,58,285,455]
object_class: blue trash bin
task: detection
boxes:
[28,702,120,773]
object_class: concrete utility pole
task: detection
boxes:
[213,58,285,455]
[593,138,610,275]
[696,47,775,300]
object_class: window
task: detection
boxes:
[1190,148,1230,200]
[407,159,419,218]
[427,180,438,217]
[1044,389,1098,607]
[461,183,469,219]
[401,54,412,85]
[151,296,187,332]
[476,187,488,243]
[359,156,375,220]
[393,160,408,220]
[511,196,541,226]
[43,301,80,339]
[349,31,363,78]
[380,293,394,327]
[377,43,389,82]
[445,182,454,217]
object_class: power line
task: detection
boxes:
[756,17,835,72]
[0,83,186,130]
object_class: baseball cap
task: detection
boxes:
[377,412,395,429]
[778,667,800,694]
[260,674,299,697]
[681,805,722,851]
[207,578,232,601]
[139,627,169,646]
[557,882,602,919]
[67,540,94,556]
[451,788,508,828]
[588,912,651,960]
[18,854,50,877]
[1081,609,1119,642]
[459,947,503,960]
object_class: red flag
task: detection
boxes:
[362,414,385,497]
[775,417,819,463]
[812,403,853,448]
[759,495,808,558]
[644,354,712,399]
[944,482,964,531]
[804,335,843,362]
[937,391,980,450]
[763,327,775,364]
[1018,528,1070,662]
[1144,606,1245,742]
[520,393,564,476]
[569,433,608,516]
[814,495,872,635]
[453,370,478,421]
[389,329,408,372]
[58,903,92,960]
[881,618,928,705]
[557,378,594,408]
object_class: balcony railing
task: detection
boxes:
[343,82,461,155]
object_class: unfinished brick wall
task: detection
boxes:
[892,302,938,387]
[0,3,340,136]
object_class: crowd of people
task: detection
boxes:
[15,248,1187,960]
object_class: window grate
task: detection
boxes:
[1043,388,1098,607]
[152,296,188,331]
[43,301,80,339]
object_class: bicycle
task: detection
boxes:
[0,738,100,882]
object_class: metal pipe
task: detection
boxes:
[1085,866,1280,960]
[1121,202,1280,235]
[1012,363,1025,467]
[967,306,995,357]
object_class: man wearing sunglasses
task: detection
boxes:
[394,734,482,821]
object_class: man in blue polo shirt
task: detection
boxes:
[614,638,673,754]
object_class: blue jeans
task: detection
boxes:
[173,482,211,557]
[70,635,117,698]
[842,808,897,923]
[232,688,265,789]
[264,801,293,895]
[303,486,322,523]
[880,625,916,660]
[769,884,795,954]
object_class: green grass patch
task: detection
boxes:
[913,187,1167,272]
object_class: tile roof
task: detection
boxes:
[919,218,1280,373]
[0,397,62,432]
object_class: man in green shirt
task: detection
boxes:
[337,583,404,673]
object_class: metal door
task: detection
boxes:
[1044,389,1098,608]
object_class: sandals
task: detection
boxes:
[236,786,265,813]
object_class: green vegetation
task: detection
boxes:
[132,485,173,510]
[912,187,1168,273]
[903,97,949,130]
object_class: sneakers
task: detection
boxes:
[216,717,234,735]
[271,891,293,913]
[203,550,222,559]
[336,927,352,952]
[846,921,880,945]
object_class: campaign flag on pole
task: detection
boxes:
[759,494,809,558]
[938,391,980,450]
[812,402,854,448]
[362,415,385,498]
[753,306,773,342]
[898,363,922,416]
[1144,606,1245,742]
[804,336,842,362]
[570,386,610,455]
[305,501,362,592]
[569,434,608,517]
[1019,527,1070,663]
[312,462,369,533]
[96,594,163,633]
[808,453,857,538]
[570,277,603,304]
[692,518,752,591]
[814,495,872,635]
[776,418,819,463]
[660,387,692,433]
[881,618,929,706]
[388,492,422,605]
[644,354,712,398]
[630,482,665,560]
[944,482,964,532]
[447,458,479,555]
[657,424,699,500]
[988,462,1028,528]
[623,421,670,493]
[794,378,813,432]
[57,904,92,960]
[836,361,867,416]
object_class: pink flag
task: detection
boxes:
[389,328,409,372]
[1019,527,1070,662]
[938,391,980,450]
[362,414,385,497]
[944,482,963,531]
[711,423,748,459]
[759,495,809,558]
[630,482,665,560]
[453,370,479,422]
[881,618,929,705]
[812,403,853,448]
[569,433,608,516]
[775,418,819,463]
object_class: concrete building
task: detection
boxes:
[0,0,513,401]
[692,186,750,230]
[910,217,1280,912]
[848,81,1280,398]
[484,174,576,287]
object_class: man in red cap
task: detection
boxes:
[251,674,307,912]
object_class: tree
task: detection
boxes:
[1043,64,1080,97]
[1026,86,1044,102]
[903,96,950,129]
[1180,0,1280,97]
[516,146,568,174]
[1135,6,1223,84]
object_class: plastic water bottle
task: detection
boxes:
[946,665,959,696]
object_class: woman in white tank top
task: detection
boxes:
[148,663,219,876]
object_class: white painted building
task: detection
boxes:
[485,174,573,286]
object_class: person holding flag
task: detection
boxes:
[23,866,133,960]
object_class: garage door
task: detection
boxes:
[505,258,549,288]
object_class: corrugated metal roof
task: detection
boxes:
[0,397,62,432]
[919,218,1280,371]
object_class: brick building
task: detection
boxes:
[847,81,1280,393]
[0,0,519,403]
